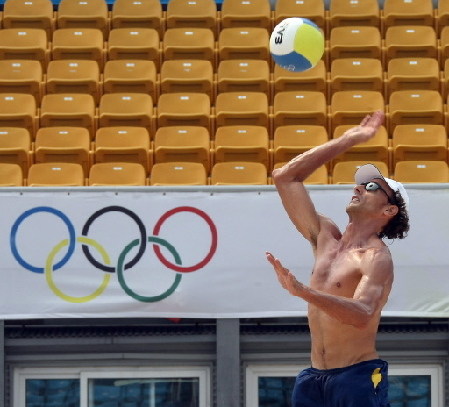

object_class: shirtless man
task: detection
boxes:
[266,111,410,407]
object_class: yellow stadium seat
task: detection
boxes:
[210,161,267,185]
[0,60,43,103]
[332,160,389,183]
[40,93,96,138]
[217,59,270,96]
[214,125,269,168]
[332,124,389,167]
[163,28,215,64]
[0,127,32,173]
[0,94,37,137]
[387,58,440,97]
[330,58,383,95]
[329,0,380,29]
[273,162,329,184]
[150,162,208,185]
[34,126,91,175]
[111,0,163,34]
[27,162,85,186]
[388,90,444,132]
[0,28,49,68]
[330,90,384,131]
[2,0,55,37]
[394,160,449,182]
[382,0,434,28]
[98,93,154,134]
[218,27,270,61]
[51,28,105,68]
[103,60,157,100]
[273,91,328,129]
[108,28,160,68]
[392,124,447,164]
[274,0,326,30]
[89,162,147,186]
[95,127,152,173]
[157,93,211,129]
[160,60,214,98]
[46,59,101,103]
[215,92,269,128]
[154,126,210,170]
[0,163,24,186]
[166,0,217,35]
[442,58,449,98]
[438,26,449,67]
[384,26,438,62]
[329,26,382,60]
[220,0,271,29]
[438,0,449,34]
[57,0,109,36]
[273,59,327,95]
[273,125,328,165]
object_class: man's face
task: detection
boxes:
[347,177,396,213]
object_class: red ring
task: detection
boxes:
[152,206,217,273]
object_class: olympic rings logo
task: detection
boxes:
[10,206,218,303]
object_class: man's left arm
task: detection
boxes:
[266,251,394,328]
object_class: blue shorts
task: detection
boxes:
[291,359,390,407]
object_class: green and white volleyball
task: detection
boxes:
[269,17,325,72]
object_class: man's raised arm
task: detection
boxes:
[271,111,385,245]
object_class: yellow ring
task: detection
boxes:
[45,237,111,303]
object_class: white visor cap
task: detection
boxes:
[354,164,409,213]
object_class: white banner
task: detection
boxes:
[0,185,448,319]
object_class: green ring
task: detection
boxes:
[117,236,182,303]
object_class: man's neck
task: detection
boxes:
[340,220,383,250]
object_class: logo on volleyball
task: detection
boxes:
[10,206,218,303]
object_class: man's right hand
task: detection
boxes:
[343,110,385,144]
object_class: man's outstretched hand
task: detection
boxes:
[344,110,385,144]
[266,252,305,297]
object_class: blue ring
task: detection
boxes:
[10,206,76,274]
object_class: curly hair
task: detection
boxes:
[378,190,410,240]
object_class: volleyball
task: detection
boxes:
[269,17,325,72]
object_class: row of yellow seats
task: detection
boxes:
[5,57,449,107]
[6,24,449,71]
[2,89,449,138]
[2,0,449,39]
[1,159,448,187]
[1,123,448,178]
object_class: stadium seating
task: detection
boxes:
[2,0,55,37]
[210,161,267,185]
[0,0,447,186]
[214,125,269,168]
[110,0,163,34]
[0,163,24,186]
[0,127,32,173]
[154,126,211,169]
[34,126,91,174]
[0,60,43,103]
[329,0,380,29]
[94,126,152,173]
[150,162,208,185]
[46,59,101,102]
[27,162,85,186]
[103,60,157,99]
[89,162,147,185]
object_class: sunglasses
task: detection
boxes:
[360,181,396,205]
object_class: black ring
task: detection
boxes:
[81,206,147,273]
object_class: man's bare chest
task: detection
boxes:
[311,249,364,296]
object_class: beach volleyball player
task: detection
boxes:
[266,111,410,406]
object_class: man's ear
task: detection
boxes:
[385,205,399,217]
